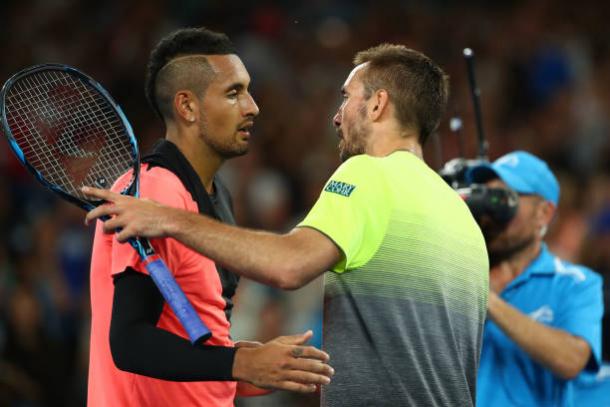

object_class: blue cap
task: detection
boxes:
[467,151,560,205]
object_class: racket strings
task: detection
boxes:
[4,70,135,199]
[16,71,131,182]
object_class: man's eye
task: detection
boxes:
[227,91,238,98]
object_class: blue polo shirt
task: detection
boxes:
[477,244,603,407]
[574,363,610,407]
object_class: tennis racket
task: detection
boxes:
[0,64,211,344]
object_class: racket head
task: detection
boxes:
[0,64,140,211]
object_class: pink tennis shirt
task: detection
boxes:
[87,164,237,407]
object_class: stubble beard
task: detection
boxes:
[486,232,537,267]
[216,138,249,159]
[201,123,249,159]
[338,106,369,162]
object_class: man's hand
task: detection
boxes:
[234,341,273,397]
[232,330,333,393]
[82,186,173,242]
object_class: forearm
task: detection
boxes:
[164,208,317,289]
[111,324,237,381]
[488,293,590,379]
[112,271,333,391]
[111,270,236,381]
[83,187,337,288]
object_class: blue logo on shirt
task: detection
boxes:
[324,180,356,197]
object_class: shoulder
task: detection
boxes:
[332,152,424,178]
[334,154,380,177]
[114,164,194,210]
[329,155,385,190]
[551,255,602,287]
[317,156,389,206]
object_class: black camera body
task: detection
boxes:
[457,184,519,224]
[440,157,487,189]
[439,158,519,225]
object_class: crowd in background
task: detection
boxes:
[1,0,609,405]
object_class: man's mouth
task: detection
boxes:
[238,122,254,137]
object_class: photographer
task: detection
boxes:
[466,151,603,407]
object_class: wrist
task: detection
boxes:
[232,347,253,382]
[163,207,183,238]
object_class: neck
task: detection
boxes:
[166,129,222,194]
[490,239,542,292]
[367,128,423,159]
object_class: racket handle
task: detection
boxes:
[144,257,212,344]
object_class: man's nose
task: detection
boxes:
[244,93,260,117]
[333,111,341,127]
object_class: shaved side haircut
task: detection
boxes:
[145,27,236,123]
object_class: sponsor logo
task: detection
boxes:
[324,180,356,197]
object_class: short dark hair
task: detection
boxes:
[145,27,236,121]
[354,44,449,146]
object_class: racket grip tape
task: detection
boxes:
[144,257,212,344]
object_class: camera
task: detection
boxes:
[439,158,519,225]
[457,184,518,224]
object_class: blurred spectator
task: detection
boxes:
[468,151,603,406]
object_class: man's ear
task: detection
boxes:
[370,89,389,121]
[174,90,199,124]
[538,200,556,232]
